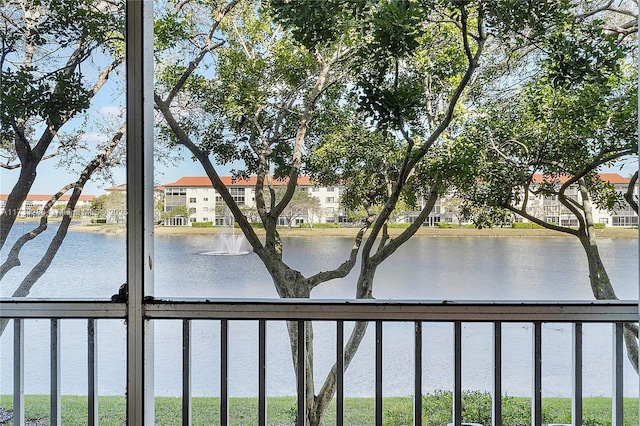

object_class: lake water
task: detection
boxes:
[0,228,638,398]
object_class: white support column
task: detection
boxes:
[126,0,155,425]
[637,3,640,420]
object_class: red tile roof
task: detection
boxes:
[163,176,315,187]
[532,173,630,184]
[105,184,165,192]
[0,194,95,201]
[598,173,632,184]
[105,184,128,191]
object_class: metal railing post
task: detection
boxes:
[88,319,98,426]
[336,320,344,426]
[453,321,462,426]
[297,320,306,426]
[493,322,502,426]
[612,323,624,426]
[50,319,61,426]
[572,323,583,426]
[375,320,383,426]
[183,320,192,426]
[13,318,24,426]
[220,320,229,426]
[532,322,542,426]
[259,319,267,426]
[414,321,422,426]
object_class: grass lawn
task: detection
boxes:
[70,222,639,239]
[0,393,637,425]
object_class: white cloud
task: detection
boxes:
[97,106,125,117]
[81,132,110,144]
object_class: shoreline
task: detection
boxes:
[69,223,639,238]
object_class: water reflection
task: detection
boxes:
[1,232,637,397]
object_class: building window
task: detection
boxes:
[166,187,186,196]
[546,216,559,224]
[327,187,335,192]
[230,187,245,205]
[189,197,197,203]
[326,197,334,203]
[203,197,208,201]
[613,216,639,226]
[560,217,579,227]
[165,187,187,211]
[312,187,319,192]
[189,217,197,223]
[203,207,209,212]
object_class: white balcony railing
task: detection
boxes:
[0,299,637,426]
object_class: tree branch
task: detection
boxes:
[164,0,239,105]
[625,171,638,213]
[0,122,125,282]
[307,221,369,288]
[155,94,266,257]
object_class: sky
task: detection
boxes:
[0,154,211,196]
[0,53,233,197]
[1,40,637,198]
[2,146,636,197]
[0,142,240,196]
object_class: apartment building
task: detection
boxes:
[528,173,638,227]
[105,184,166,199]
[162,176,345,226]
[160,172,638,227]
[0,194,95,218]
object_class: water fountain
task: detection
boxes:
[200,214,250,256]
[220,230,248,255]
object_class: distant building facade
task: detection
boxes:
[162,173,638,228]
[1,173,636,228]
[161,176,346,226]
[104,184,166,224]
[0,194,95,217]
[525,173,639,228]
[105,184,166,199]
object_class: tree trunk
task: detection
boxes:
[277,260,378,426]
[577,231,639,372]
[624,171,638,214]
[307,263,377,425]
[0,162,39,250]
[578,183,638,372]
[0,211,73,335]
[578,232,617,299]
